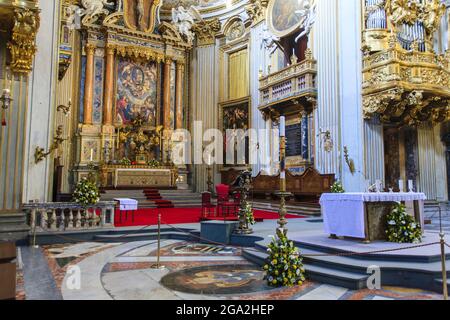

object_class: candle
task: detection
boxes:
[398,179,404,193]
[90,148,93,162]
[375,180,382,193]
[279,116,286,137]
[408,180,414,193]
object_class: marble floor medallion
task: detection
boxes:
[160,264,271,295]
[170,243,238,255]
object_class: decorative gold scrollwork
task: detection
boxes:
[7,7,40,74]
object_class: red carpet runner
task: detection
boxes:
[143,189,174,208]
[114,207,305,227]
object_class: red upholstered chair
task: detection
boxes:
[215,184,230,201]
[201,192,216,218]
[216,184,238,217]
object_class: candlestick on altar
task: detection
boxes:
[275,116,291,239]
[90,148,93,162]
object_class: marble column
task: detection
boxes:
[434,124,449,201]
[83,43,95,125]
[191,44,218,192]
[163,58,172,162]
[250,21,271,175]
[103,45,115,126]
[175,62,184,130]
[338,0,365,191]
[313,0,340,177]
[417,123,438,200]
[364,118,385,184]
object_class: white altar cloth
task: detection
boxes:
[113,198,138,211]
[320,193,426,239]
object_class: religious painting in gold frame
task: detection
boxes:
[123,0,162,33]
[219,97,251,167]
[267,0,306,38]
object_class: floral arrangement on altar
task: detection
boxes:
[119,157,132,166]
[244,202,255,226]
[72,177,100,207]
[386,203,422,243]
[331,181,345,193]
[264,235,306,287]
[147,159,160,168]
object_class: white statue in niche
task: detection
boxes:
[295,0,316,43]
[260,25,279,56]
[172,5,203,43]
[66,0,114,27]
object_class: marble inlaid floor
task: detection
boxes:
[17,239,444,300]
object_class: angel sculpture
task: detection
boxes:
[172,6,203,43]
[295,0,316,43]
[66,5,84,30]
[260,25,280,57]
[66,0,114,27]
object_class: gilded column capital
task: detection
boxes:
[7,7,40,74]
[85,43,96,55]
[245,0,268,26]
[105,44,116,55]
[192,18,221,47]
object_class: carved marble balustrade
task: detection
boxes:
[23,201,116,232]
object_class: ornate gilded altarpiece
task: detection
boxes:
[73,0,191,188]
[362,0,450,126]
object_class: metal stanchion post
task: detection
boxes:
[438,205,448,300]
[151,211,163,269]
[33,223,37,248]
[157,213,161,268]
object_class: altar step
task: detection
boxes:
[101,189,202,208]
[242,240,450,293]
[251,200,321,216]
[242,248,369,290]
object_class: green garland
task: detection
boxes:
[72,178,100,207]
[147,159,161,168]
[244,202,255,226]
[386,203,422,243]
[331,181,345,193]
[264,235,306,287]
[119,157,132,166]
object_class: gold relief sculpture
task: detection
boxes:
[7,7,40,74]
[245,0,268,25]
[192,18,221,46]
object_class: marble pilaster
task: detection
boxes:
[249,21,271,175]
[191,44,219,192]
[23,0,60,202]
[363,118,385,185]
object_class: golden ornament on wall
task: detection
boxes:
[7,7,40,74]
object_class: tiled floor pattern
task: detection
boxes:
[16,240,444,300]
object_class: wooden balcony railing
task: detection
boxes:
[259,52,317,111]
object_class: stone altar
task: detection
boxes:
[100,165,178,188]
